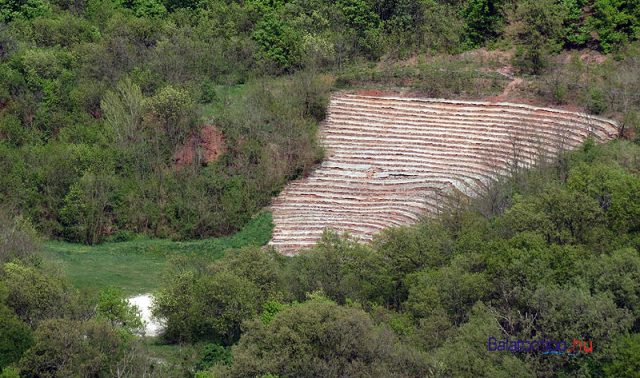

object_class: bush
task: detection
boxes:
[219,298,432,378]
[604,333,640,377]
[0,306,33,369]
[18,319,127,378]
[196,343,232,370]
[587,86,607,114]
[153,270,261,344]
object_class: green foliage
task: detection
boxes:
[18,318,127,378]
[0,0,51,23]
[212,247,285,298]
[60,171,115,245]
[337,0,382,58]
[0,367,19,378]
[196,343,232,370]
[132,0,167,18]
[0,305,33,369]
[0,210,40,265]
[463,0,504,47]
[433,303,533,377]
[568,162,640,234]
[405,262,489,326]
[260,300,286,324]
[1,2,333,244]
[147,85,197,146]
[101,77,146,148]
[2,1,640,376]
[501,185,605,245]
[285,231,391,306]
[0,114,28,146]
[590,0,640,52]
[210,141,640,376]
[0,262,76,327]
[509,0,568,74]
[217,299,432,377]
[154,270,261,344]
[96,287,143,334]
[562,0,591,46]
[604,333,640,377]
[588,86,608,114]
[585,248,640,318]
[3,0,637,248]
[252,16,302,72]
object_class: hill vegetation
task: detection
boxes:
[1,0,640,377]
[2,0,640,244]
[2,140,640,376]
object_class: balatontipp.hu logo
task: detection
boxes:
[487,337,593,355]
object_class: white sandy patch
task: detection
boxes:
[127,294,165,337]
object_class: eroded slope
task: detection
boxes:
[269,93,619,254]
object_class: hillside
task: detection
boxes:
[2,0,640,377]
[270,93,619,253]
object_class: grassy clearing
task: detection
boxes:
[200,84,246,122]
[42,212,273,295]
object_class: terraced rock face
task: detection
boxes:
[269,93,619,255]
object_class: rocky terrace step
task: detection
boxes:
[268,93,619,254]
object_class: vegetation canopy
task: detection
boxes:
[0,0,640,376]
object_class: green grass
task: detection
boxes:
[201,84,246,122]
[42,212,273,295]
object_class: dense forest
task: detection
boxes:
[1,0,640,377]
[2,140,640,377]
[2,0,640,244]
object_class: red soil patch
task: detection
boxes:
[580,51,606,64]
[486,77,524,103]
[354,89,395,97]
[559,49,607,65]
[173,125,226,168]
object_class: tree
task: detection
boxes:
[60,171,114,245]
[18,319,126,378]
[509,0,568,74]
[463,0,504,47]
[153,270,261,344]
[217,298,433,377]
[132,0,167,18]
[589,0,640,52]
[336,0,382,58]
[500,186,604,245]
[285,231,391,306]
[147,85,198,148]
[162,0,198,12]
[530,285,633,375]
[0,304,33,369]
[0,210,39,265]
[211,247,285,299]
[101,77,146,149]
[603,333,640,377]
[196,343,232,371]
[433,302,533,377]
[567,162,640,234]
[405,261,489,326]
[585,248,640,319]
[252,15,302,72]
[96,287,143,335]
[0,0,51,23]
[0,262,74,327]
[372,222,452,307]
